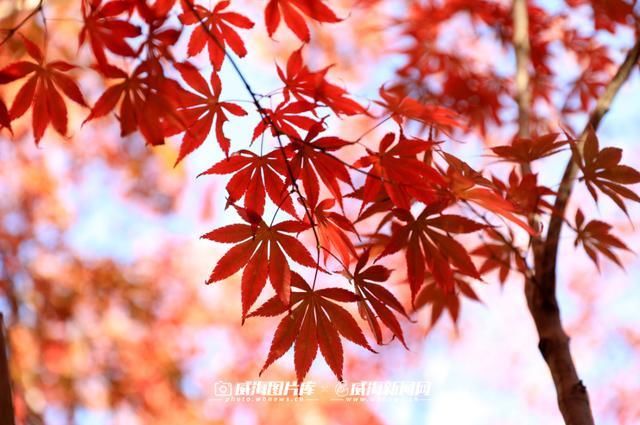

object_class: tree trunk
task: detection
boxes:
[524,280,595,425]
[533,34,640,425]
[511,0,640,421]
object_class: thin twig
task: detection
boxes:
[180,0,326,286]
[0,0,44,47]
[462,200,537,285]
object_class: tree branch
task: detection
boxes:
[513,0,532,141]
[179,0,329,288]
[540,37,640,290]
[524,287,595,425]
[525,35,640,425]
[512,0,545,261]
[0,313,15,425]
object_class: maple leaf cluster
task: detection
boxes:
[0,0,638,388]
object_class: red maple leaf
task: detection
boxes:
[574,209,630,270]
[571,127,640,214]
[491,133,568,163]
[376,86,462,131]
[139,15,182,62]
[472,228,527,285]
[179,0,254,71]
[445,165,535,234]
[285,122,353,208]
[199,149,297,218]
[248,272,373,383]
[0,37,87,144]
[354,132,445,212]
[168,62,247,162]
[378,207,484,300]
[202,212,318,318]
[351,249,411,348]
[79,0,141,65]
[253,100,319,142]
[414,276,481,328]
[265,0,341,42]
[84,61,190,146]
[492,170,555,216]
[277,47,366,116]
[313,199,358,266]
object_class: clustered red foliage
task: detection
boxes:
[1,0,639,387]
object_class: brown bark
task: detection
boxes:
[512,2,595,422]
[524,282,595,425]
[529,33,640,425]
[526,35,640,425]
[540,37,640,289]
[0,313,15,425]
[513,2,640,424]
[512,0,532,141]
